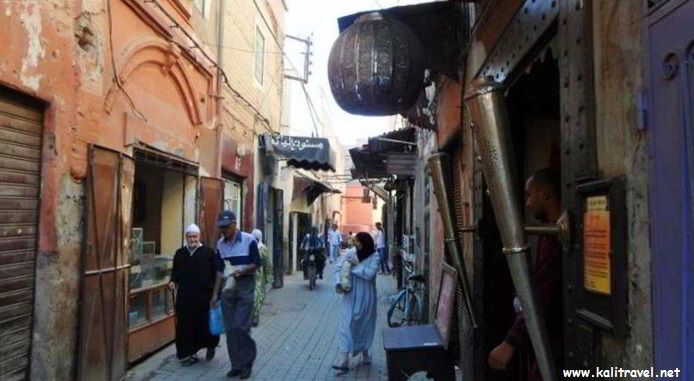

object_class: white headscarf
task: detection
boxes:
[185,224,201,235]
[251,229,266,250]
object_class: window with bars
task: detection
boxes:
[224,179,242,223]
[255,27,265,84]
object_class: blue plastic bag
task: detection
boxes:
[209,304,224,335]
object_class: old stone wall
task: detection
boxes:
[593,0,653,373]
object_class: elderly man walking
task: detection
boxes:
[170,224,224,366]
[212,211,261,379]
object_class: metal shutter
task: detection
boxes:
[0,92,43,381]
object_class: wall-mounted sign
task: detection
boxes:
[260,134,335,172]
[575,177,628,336]
[583,196,611,295]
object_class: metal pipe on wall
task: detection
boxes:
[465,79,558,381]
[427,153,477,329]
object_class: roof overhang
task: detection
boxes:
[349,127,417,180]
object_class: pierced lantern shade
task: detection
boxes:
[328,12,424,116]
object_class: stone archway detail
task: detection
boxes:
[105,37,202,125]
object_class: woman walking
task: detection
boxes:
[251,229,273,327]
[332,232,380,374]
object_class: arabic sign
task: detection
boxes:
[583,195,611,295]
[263,135,335,171]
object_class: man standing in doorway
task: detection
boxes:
[170,224,223,366]
[488,169,563,381]
[213,211,261,379]
[373,222,389,274]
[328,223,342,263]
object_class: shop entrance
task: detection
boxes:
[127,151,197,363]
[476,48,561,381]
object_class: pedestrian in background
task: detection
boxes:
[213,211,261,380]
[251,229,273,327]
[328,223,342,263]
[332,232,379,375]
[170,224,223,366]
[373,222,389,274]
[300,226,326,279]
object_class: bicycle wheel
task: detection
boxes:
[387,290,408,327]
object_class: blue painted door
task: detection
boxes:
[648,0,694,378]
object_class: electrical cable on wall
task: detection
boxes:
[143,0,276,137]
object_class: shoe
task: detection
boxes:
[319,274,323,279]
[239,365,253,379]
[332,364,349,375]
[205,347,215,361]
[227,368,243,377]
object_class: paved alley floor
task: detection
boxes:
[126,263,402,381]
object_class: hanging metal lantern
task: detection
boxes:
[328,12,424,116]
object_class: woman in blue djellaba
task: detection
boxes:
[332,232,379,375]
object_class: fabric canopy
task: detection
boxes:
[261,134,336,172]
[292,175,340,205]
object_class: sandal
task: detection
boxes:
[181,355,199,367]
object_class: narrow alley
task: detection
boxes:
[126,265,404,381]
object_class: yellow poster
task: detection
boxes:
[584,196,611,295]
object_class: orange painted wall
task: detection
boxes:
[0,1,223,378]
[341,182,374,234]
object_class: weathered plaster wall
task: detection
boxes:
[0,1,92,378]
[0,0,220,378]
[593,0,653,373]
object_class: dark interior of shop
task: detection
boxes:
[478,48,560,381]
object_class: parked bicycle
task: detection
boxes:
[386,262,426,327]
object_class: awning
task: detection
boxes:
[293,175,340,205]
[260,134,336,172]
[350,127,417,179]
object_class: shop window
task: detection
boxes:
[127,157,198,361]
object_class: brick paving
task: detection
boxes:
[126,262,407,381]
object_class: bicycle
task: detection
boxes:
[386,262,426,327]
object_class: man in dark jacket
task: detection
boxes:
[488,169,563,381]
[170,223,224,366]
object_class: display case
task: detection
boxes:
[127,228,176,363]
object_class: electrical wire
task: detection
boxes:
[144,0,275,136]
[106,0,148,121]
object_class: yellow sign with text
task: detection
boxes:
[584,196,611,295]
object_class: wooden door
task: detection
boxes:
[648,0,694,376]
[77,147,133,381]
[199,177,224,249]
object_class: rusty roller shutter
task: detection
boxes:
[0,92,43,381]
